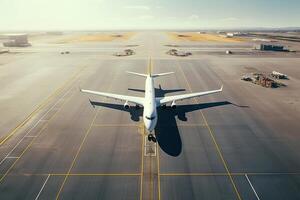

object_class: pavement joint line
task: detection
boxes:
[34,174,50,200]
[0,65,86,146]
[55,71,118,200]
[0,83,79,184]
[176,60,242,200]
[0,83,76,167]
[245,174,261,200]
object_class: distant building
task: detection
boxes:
[2,34,31,47]
[255,44,288,51]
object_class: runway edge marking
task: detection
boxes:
[176,60,242,200]
[245,174,261,200]
[0,83,77,184]
[0,66,86,146]
[34,174,51,200]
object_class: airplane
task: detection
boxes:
[80,64,223,142]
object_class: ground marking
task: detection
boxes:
[176,60,242,200]
[156,135,161,200]
[34,174,50,200]
[55,70,117,200]
[0,68,82,184]
[0,66,85,146]
[2,172,300,177]
[139,122,145,200]
[0,86,75,166]
[245,174,261,200]
[5,157,19,159]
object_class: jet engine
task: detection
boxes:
[124,102,129,109]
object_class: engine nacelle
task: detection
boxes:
[124,102,129,109]
[171,101,176,109]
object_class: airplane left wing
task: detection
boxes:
[81,89,144,106]
[157,86,223,106]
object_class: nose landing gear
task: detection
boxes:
[147,134,157,143]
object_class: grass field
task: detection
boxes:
[168,32,247,42]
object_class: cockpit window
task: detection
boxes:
[146,116,156,120]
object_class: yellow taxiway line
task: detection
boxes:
[0,85,77,184]
[55,71,118,200]
[176,61,242,200]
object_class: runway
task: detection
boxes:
[0,32,300,199]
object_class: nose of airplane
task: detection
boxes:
[145,120,151,131]
[144,120,155,132]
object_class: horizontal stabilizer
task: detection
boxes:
[151,72,174,78]
[126,71,148,77]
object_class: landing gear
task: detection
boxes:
[147,134,157,143]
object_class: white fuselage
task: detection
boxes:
[143,75,157,132]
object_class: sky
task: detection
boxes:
[1,0,300,30]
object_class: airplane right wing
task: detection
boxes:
[157,86,223,106]
[81,89,144,106]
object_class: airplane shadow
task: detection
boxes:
[88,86,241,157]
[155,101,232,157]
[89,99,142,122]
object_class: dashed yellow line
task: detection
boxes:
[148,57,152,75]
[176,61,242,200]
[0,66,85,146]
[55,102,100,200]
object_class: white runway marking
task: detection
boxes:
[245,174,261,200]
[35,174,50,200]
[0,86,74,166]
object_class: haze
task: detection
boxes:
[1,0,300,31]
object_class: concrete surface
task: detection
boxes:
[0,31,299,200]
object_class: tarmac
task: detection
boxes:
[0,32,299,199]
